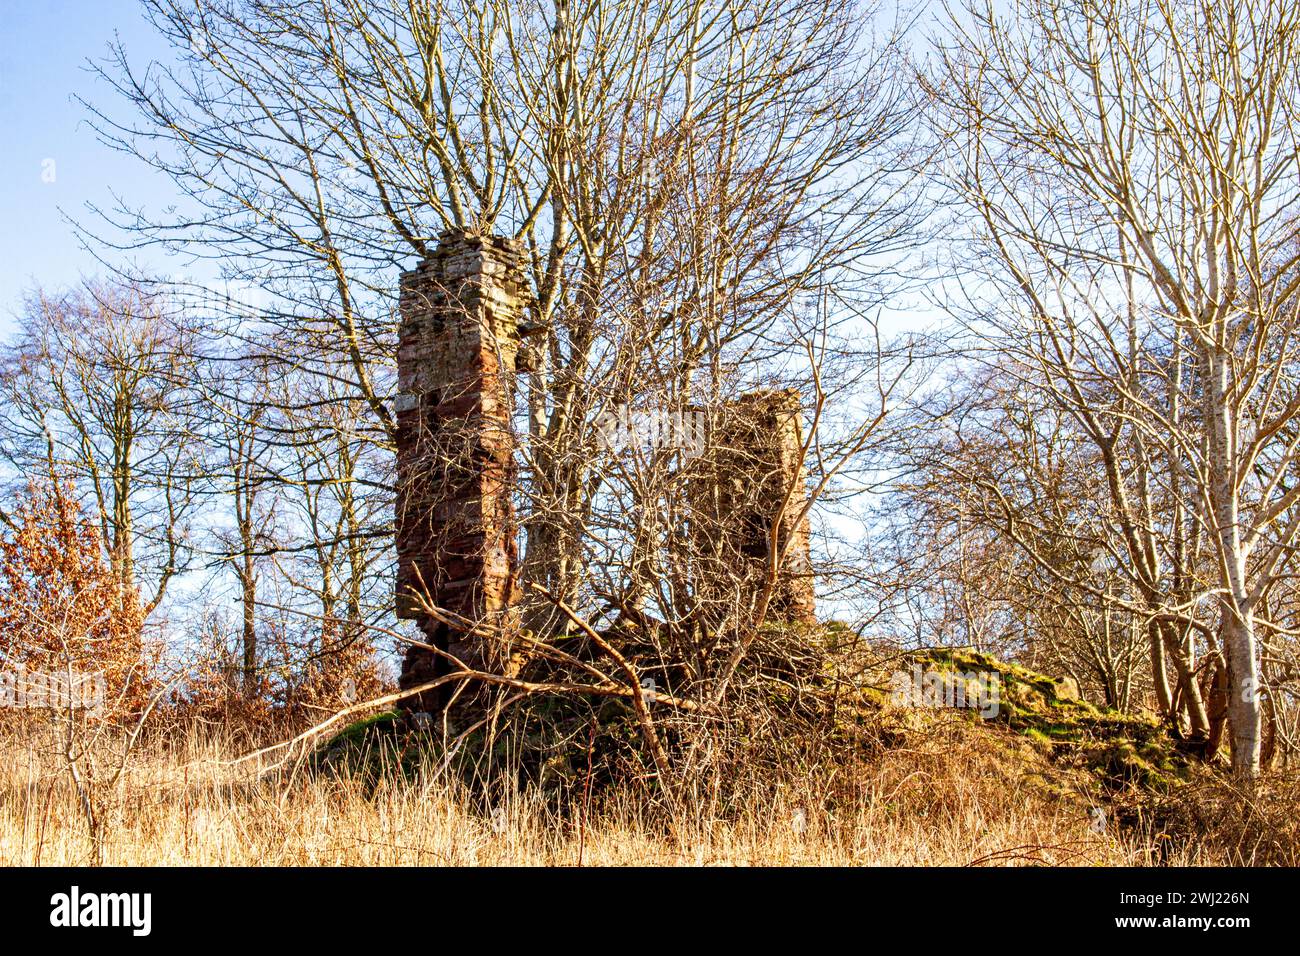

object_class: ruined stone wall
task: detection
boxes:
[393,233,816,711]
[394,231,527,709]
[688,388,816,626]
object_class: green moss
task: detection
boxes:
[883,646,1195,797]
[324,709,402,748]
[308,710,419,788]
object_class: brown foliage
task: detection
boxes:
[0,477,150,714]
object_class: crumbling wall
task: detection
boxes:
[394,230,527,711]
[688,388,816,627]
[393,233,817,712]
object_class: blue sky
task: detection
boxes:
[0,0,945,346]
[0,0,176,337]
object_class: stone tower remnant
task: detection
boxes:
[393,233,817,713]
[689,388,816,626]
[394,230,528,712]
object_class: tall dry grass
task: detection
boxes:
[0,713,1235,867]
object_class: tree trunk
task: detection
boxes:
[1205,351,1261,779]
[1221,612,1262,778]
[1146,618,1173,721]
[240,552,257,698]
[1160,620,1210,739]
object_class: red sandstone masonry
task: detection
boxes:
[394,233,814,711]
[394,231,527,710]
[688,388,816,626]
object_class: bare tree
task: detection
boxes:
[76,0,925,748]
[0,281,198,618]
[929,0,1300,777]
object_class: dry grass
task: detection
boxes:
[0,713,1235,867]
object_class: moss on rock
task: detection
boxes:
[308,710,420,788]
[884,647,1195,796]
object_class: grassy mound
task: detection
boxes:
[904,648,1193,794]
[310,643,1194,805]
[308,710,418,788]
[305,632,1300,862]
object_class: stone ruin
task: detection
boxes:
[686,388,816,627]
[393,230,526,712]
[394,231,815,713]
